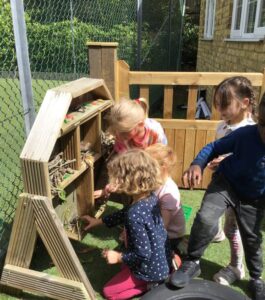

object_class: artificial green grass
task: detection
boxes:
[1,189,264,299]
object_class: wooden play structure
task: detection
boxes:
[0,78,113,299]
[0,42,265,299]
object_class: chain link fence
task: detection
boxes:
[0,0,188,265]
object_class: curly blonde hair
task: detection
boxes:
[107,149,162,195]
[145,143,176,175]
[107,99,145,134]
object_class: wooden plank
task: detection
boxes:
[60,100,112,136]
[173,129,185,187]
[1,265,91,300]
[40,161,52,198]
[183,129,196,176]
[259,68,265,102]
[201,130,216,189]
[21,90,72,162]
[128,71,264,86]
[194,130,207,189]
[102,47,116,99]
[139,86,149,106]
[76,167,94,216]
[163,86,173,119]
[52,78,109,99]
[87,42,118,47]
[5,194,37,268]
[157,119,220,130]
[74,127,82,170]
[88,48,102,79]
[211,104,219,120]
[164,128,175,182]
[187,86,198,119]
[32,195,95,298]
[117,60,130,101]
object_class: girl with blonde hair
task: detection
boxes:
[81,149,171,300]
[107,98,167,153]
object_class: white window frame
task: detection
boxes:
[231,0,265,39]
[204,0,216,39]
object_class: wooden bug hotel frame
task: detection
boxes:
[0,78,113,300]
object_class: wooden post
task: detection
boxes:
[87,42,118,100]
[259,67,265,102]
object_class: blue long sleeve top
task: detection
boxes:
[102,193,171,282]
[192,125,265,200]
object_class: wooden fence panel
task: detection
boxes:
[158,119,219,189]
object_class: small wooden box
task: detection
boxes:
[20,78,113,240]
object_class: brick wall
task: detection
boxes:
[196,0,265,105]
[197,0,265,73]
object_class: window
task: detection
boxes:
[204,0,216,39]
[231,0,265,38]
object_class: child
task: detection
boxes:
[81,149,171,300]
[169,96,265,300]
[145,143,186,258]
[94,97,167,199]
[107,98,167,154]
[208,76,256,285]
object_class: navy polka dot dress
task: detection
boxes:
[103,192,171,282]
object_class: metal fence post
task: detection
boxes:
[10,0,35,136]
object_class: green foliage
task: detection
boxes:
[0,0,138,73]
[25,19,137,73]
[0,0,16,70]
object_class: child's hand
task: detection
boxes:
[94,184,117,200]
[102,249,122,264]
[94,189,104,199]
[182,165,202,189]
[207,156,225,170]
[79,215,103,231]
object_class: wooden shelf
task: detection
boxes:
[55,152,101,192]
[60,99,112,136]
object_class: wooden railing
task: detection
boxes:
[87,42,265,189]
[117,60,265,120]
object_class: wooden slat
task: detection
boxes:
[259,68,265,102]
[32,195,95,298]
[163,86,173,118]
[194,130,207,189]
[157,119,220,130]
[20,90,72,162]
[102,47,116,99]
[52,78,109,99]
[187,86,198,119]
[128,71,264,86]
[1,265,91,300]
[173,129,185,187]
[87,42,118,47]
[76,167,94,216]
[139,86,149,105]
[117,60,130,101]
[5,195,37,268]
[88,48,102,79]
[183,129,196,178]
[201,130,216,189]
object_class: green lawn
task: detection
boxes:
[0,189,264,300]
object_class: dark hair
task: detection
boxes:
[258,93,265,126]
[213,76,257,116]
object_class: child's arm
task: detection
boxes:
[122,215,152,267]
[160,209,171,229]
[80,215,103,231]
